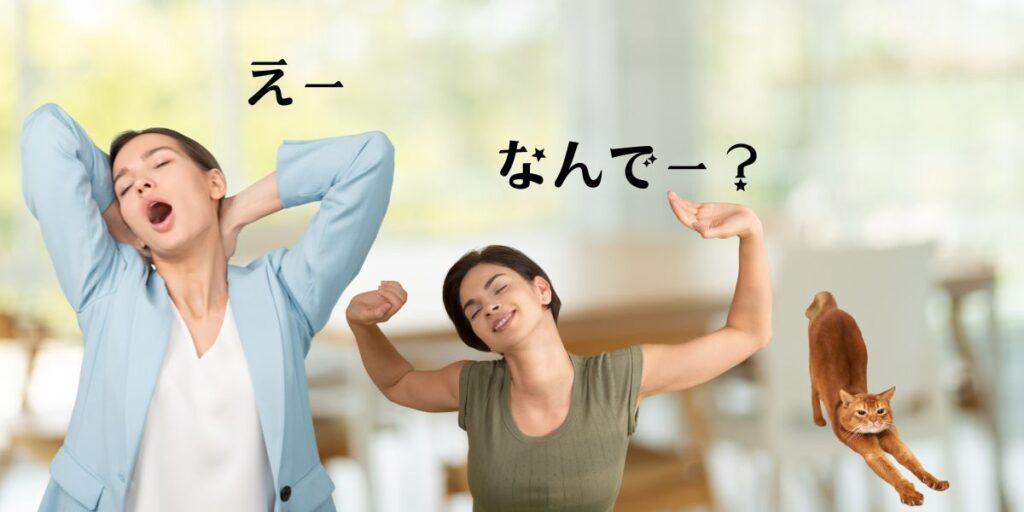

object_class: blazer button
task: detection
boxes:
[280,485,292,502]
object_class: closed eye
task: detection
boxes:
[118,161,168,196]
[469,285,506,320]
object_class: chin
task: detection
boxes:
[484,334,521,354]
[152,235,194,256]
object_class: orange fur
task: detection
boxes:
[807,291,949,506]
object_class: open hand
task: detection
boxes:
[346,280,408,326]
[667,191,762,239]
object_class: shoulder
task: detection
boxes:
[234,249,290,292]
[578,345,643,379]
[576,346,644,400]
[459,357,505,391]
[226,250,310,330]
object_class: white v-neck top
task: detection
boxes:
[125,299,275,511]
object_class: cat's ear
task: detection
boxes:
[878,386,896,402]
[839,389,854,406]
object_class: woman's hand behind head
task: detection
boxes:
[346,280,408,326]
[102,199,152,263]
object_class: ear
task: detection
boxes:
[208,168,228,200]
[533,275,552,306]
[878,386,895,402]
[839,389,854,406]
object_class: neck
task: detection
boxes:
[504,321,573,404]
[152,225,228,318]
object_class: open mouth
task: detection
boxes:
[148,201,173,225]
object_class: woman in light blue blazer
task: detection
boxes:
[20,102,394,511]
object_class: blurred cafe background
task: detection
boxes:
[1,0,1022,510]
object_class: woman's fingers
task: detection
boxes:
[374,295,400,322]
[669,191,701,213]
[376,287,404,315]
[668,192,704,232]
[379,280,405,294]
[694,203,755,239]
[348,290,392,324]
[379,281,408,303]
[378,283,401,302]
[358,291,394,322]
[669,197,755,239]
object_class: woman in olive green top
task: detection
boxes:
[346,192,772,511]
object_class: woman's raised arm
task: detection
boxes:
[346,280,466,412]
[20,103,126,313]
[249,133,394,343]
[638,193,773,398]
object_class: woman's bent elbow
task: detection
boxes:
[365,131,395,168]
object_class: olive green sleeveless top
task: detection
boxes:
[458,346,643,512]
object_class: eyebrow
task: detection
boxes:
[113,146,179,184]
[462,273,506,312]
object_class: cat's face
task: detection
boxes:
[837,386,895,434]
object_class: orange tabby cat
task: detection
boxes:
[807,291,949,506]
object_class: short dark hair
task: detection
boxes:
[442,245,562,352]
[110,127,224,210]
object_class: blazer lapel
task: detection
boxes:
[227,264,285,485]
[123,268,172,471]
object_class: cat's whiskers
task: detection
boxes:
[840,425,861,443]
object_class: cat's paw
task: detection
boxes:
[898,486,924,506]
[813,416,827,427]
[926,478,949,491]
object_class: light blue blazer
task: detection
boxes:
[20,103,394,511]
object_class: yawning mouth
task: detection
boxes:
[148,200,172,225]
[148,201,173,225]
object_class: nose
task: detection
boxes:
[485,303,500,316]
[134,179,155,196]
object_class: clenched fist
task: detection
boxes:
[346,280,408,326]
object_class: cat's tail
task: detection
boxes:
[805,291,837,320]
